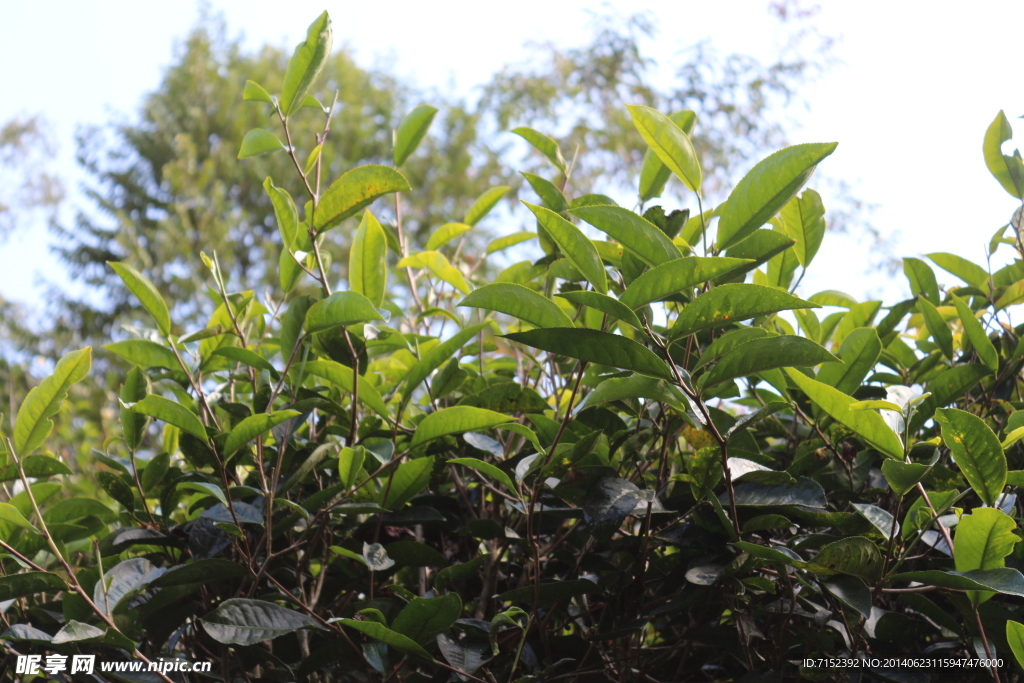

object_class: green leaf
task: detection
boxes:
[264,178,302,250]
[0,572,68,601]
[349,210,388,307]
[496,579,598,606]
[723,230,796,278]
[392,593,463,644]
[305,291,384,333]
[881,460,931,496]
[927,252,991,289]
[315,165,410,233]
[108,262,171,335]
[435,555,487,591]
[202,598,323,646]
[505,328,673,380]
[0,455,72,483]
[524,202,606,293]
[393,104,438,166]
[131,395,207,441]
[178,481,228,507]
[903,257,939,305]
[426,222,473,251]
[242,80,273,103]
[571,205,681,266]
[701,336,838,390]
[917,296,954,361]
[954,507,1019,604]
[805,537,882,581]
[305,360,391,421]
[96,471,134,513]
[784,368,904,460]
[450,458,518,496]
[400,322,490,402]
[14,348,92,457]
[779,189,826,268]
[397,251,471,295]
[464,186,511,226]
[411,407,512,447]
[670,284,818,339]
[717,143,837,249]
[619,257,752,309]
[224,410,300,456]
[852,503,899,538]
[512,126,567,172]
[119,366,151,451]
[486,231,534,255]
[521,172,568,213]
[951,294,998,372]
[638,110,696,201]
[212,347,278,376]
[237,129,285,159]
[304,144,323,175]
[0,502,37,531]
[337,619,431,659]
[983,110,1024,199]
[151,559,247,588]
[816,328,881,396]
[935,408,1006,507]
[556,291,643,330]
[1007,621,1024,670]
[279,11,332,116]
[103,340,179,369]
[380,457,435,510]
[337,447,366,488]
[459,283,574,329]
[627,104,701,193]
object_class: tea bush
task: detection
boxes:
[4,11,1024,683]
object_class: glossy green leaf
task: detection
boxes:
[108,262,171,335]
[103,340,179,369]
[556,290,642,330]
[670,284,818,339]
[392,593,463,645]
[779,189,826,268]
[524,202,606,293]
[400,322,490,401]
[889,568,1024,598]
[627,104,701,193]
[459,283,574,329]
[212,347,277,376]
[450,458,518,496]
[983,110,1024,199]
[349,210,388,306]
[237,129,285,159]
[935,408,1006,507]
[722,230,795,278]
[918,296,954,361]
[397,251,471,295]
[486,231,534,255]
[337,619,431,659]
[151,559,248,588]
[955,507,1018,604]
[716,142,837,249]
[304,360,390,420]
[96,471,134,513]
[638,110,696,201]
[927,252,990,289]
[804,537,882,580]
[881,460,931,496]
[512,126,567,172]
[242,80,273,103]
[701,336,839,390]
[0,572,68,601]
[279,11,332,116]
[393,104,438,166]
[619,257,753,310]
[0,502,37,531]
[505,328,673,380]
[0,455,72,483]
[951,294,998,372]
[315,165,410,233]
[14,347,92,457]
[577,374,690,414]
[571,205,681,266]
[852,503,898,539]
[263,177,302,250]
[521,172,568,212]
[303,144,322,175]
[224,410,300,456]
[1007,621,1024,670]
[816,328,881,396]
[118,366,151,451]
[464,186,511,226]
[784,368,904,460]
[202,598,323,646]
[380,456,435,509]
[131,395,206,441]
[426,222,473,251]
[411,407,512,447]
[305,291,384,333]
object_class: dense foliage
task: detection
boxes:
[5,10,1024,683]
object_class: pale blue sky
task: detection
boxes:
[2,0,1023,310]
